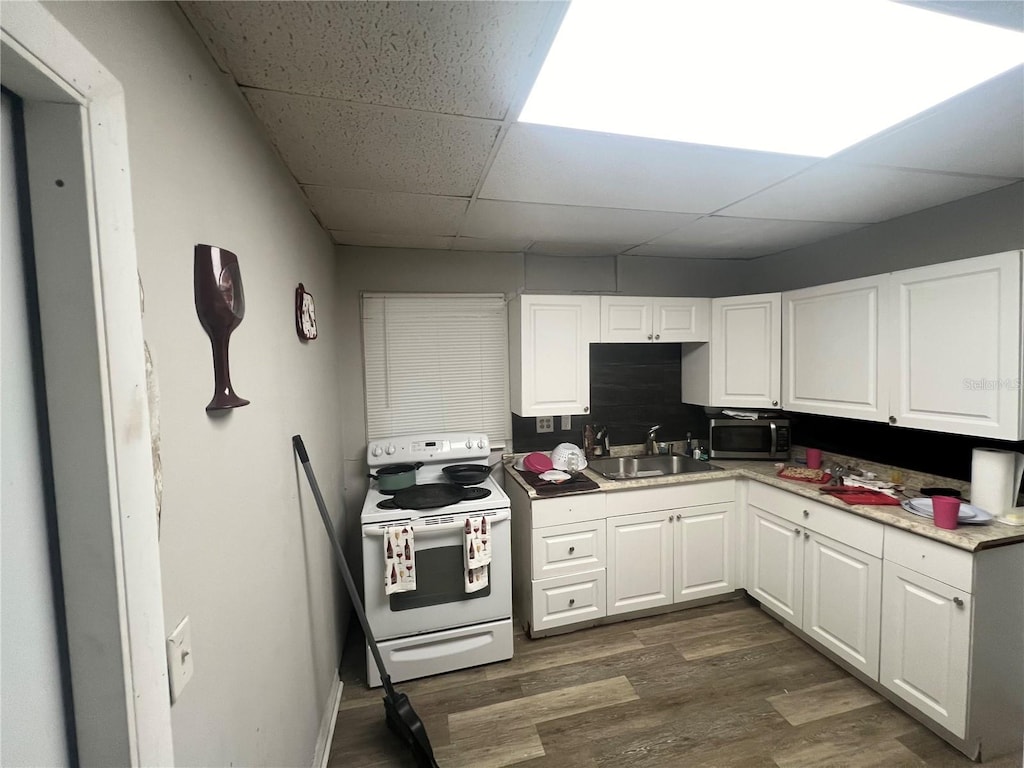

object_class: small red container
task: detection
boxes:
[932,496,961,529]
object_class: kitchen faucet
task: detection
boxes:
[645,425,661,455]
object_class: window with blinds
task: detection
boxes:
[362,294,511,448]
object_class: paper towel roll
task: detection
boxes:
[970,447,1024,521]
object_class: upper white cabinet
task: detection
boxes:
[600,296,710,343]
[888,251,1023,440]
[682,293,781,408]
[782,274,890,422]
[509,294,599,417]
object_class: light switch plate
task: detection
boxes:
[166,616,194,703]
[560,415,572,430]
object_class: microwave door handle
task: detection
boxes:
[769,422,778,457]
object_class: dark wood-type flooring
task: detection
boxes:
[329,597,1023,767]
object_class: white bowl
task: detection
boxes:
[551,442,587,471]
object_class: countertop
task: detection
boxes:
[502,452,1024,553]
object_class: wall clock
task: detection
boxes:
[295,283,317,341]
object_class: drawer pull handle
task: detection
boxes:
[568,546,575,554]
[953,597,964,607]
[569,598,575,606]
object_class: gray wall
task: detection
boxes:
[742,182,1024,292]
[43,4,347,766]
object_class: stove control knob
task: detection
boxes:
[385,444,396,455]
[477,439,485,449]
[371,445,383,457]
[466,439,474,449]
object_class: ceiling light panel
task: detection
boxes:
[519,0,1023,157]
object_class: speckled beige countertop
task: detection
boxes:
[502,447,1024,553]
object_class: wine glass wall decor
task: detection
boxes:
[194,244,250,411]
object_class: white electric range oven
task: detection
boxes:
[361,432,512,687]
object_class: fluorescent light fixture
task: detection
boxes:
[519,0,1024,157]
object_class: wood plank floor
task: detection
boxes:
[329,597,1022,767]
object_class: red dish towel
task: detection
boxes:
[820,488,902,506]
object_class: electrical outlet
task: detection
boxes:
[166,616,194,704]
[560,415,572,431]
[536,416,553,433]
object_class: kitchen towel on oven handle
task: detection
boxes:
[464,515,490,593]
[384,525,417,595]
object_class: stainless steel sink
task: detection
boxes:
[587,454,722,480]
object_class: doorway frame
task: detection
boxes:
[1,3,173,765]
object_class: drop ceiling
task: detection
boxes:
[180,1,1024,260]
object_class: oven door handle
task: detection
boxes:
[363,508,510,537]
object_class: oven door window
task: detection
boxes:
[389,544,489,611]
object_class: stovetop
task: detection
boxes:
[361,473,509,525]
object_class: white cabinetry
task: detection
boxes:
[509,294,599,416]
[888,250,1023,439]
[681,293,781,408]
[782,275,889,421]
[747,483,882,678]
[600,296,710,343]
[606,482,736,617]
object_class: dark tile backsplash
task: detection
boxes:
[511,343,1024,481]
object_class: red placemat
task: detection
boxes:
[820,487,902,506]
[777,466,833,484]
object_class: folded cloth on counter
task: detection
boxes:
[820,487,902,506]
[384,525,417,596]
[464,516,491,593]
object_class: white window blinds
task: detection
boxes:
[362,294,511,447]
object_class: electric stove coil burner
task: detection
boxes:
[376,485,491,511]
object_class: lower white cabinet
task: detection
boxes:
[607,510,673,615]
[880,559,971,737]
[747,483,882,678]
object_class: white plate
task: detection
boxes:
[901,498,992,524]
[539,470,572,483]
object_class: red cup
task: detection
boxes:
[805,448,822,470]
[931,496,961,529]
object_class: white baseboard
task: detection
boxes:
[314,675,343,768]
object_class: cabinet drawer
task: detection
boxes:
[884,527,973,592]
[532,520,606,579]
[748,482,883,557]
[606,480,735,516]
[531,570,606,633]
[531,493,606,528]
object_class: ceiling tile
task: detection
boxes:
[303,186,468,236]
[479,123,818,213]
[462,199,700,242]
[183,1,567,119]
[625,243,769,259]
[330,232,454,250]
[244,89,501,194]
[649,215,867,250]
[720,162,1016,223]
[836,66,1024,177]
[451,237,531,252]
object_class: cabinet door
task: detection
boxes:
[606,511,673,615]
[600,297,652,342]
[673,503,734,604]
[782,275,889,421]
[710,293,781,408]
[654,298,710,342]
[880,561,970,737]
[804,532,881,678]
[889,251,1022,439]
[747,506,803,625]
[510,295,599,416]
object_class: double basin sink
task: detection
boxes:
[587,453,722,481]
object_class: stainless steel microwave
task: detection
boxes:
[709,418,791,460]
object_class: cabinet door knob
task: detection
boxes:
[772,400,778,407]
[647,333,653,340]
[953,596,964,607]
[654,334,660,340]
[803,531,809,539]
[794,527,800,534]
[584,406,589,413]
[889,416,897,424]
[569,598,575,606]
[568,546,575,554]
[802,510,809,517]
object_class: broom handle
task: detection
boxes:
[292,435,397,700]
